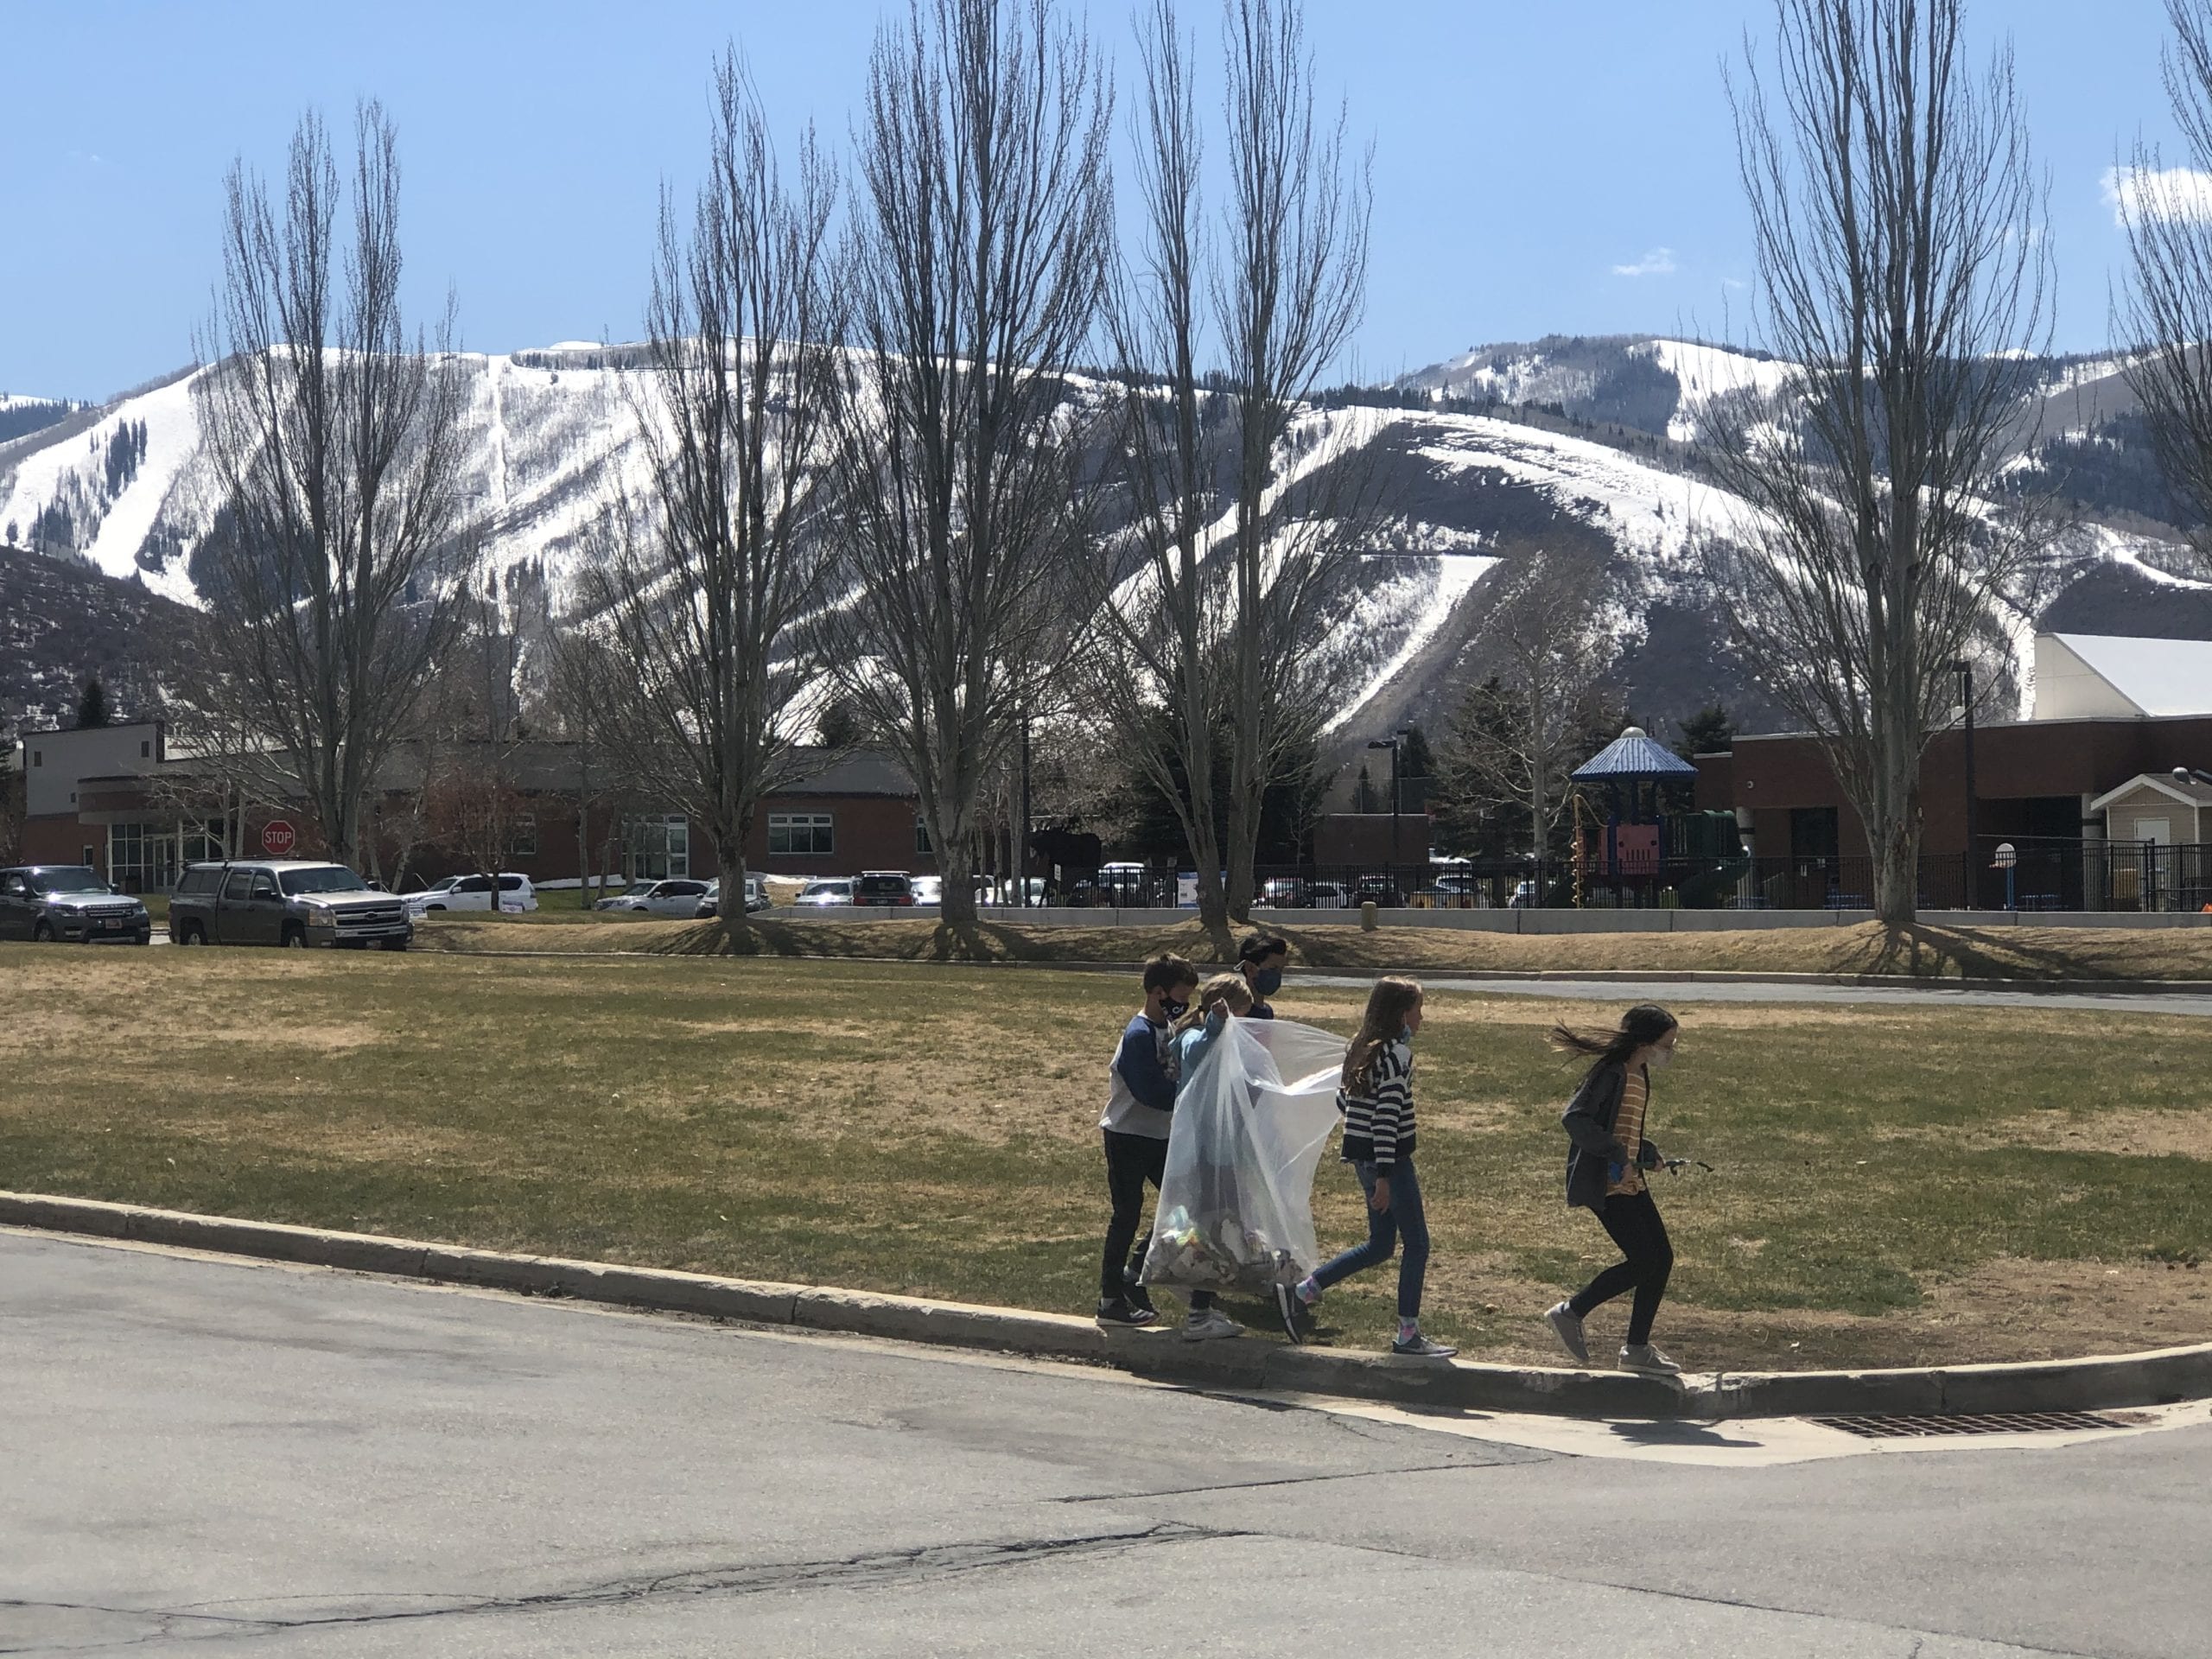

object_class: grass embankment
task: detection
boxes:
[6,948,2209,1372]
[417,911,2212,982]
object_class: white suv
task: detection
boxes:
[406,873,538,915]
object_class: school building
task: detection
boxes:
[12,723,942,892]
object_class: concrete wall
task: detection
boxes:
[915,905,2212,932]
[22,722,162,817]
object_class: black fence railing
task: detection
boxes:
[1052,842,2212,913]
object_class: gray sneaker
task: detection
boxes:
[1618,1342,1682,1376]
[1544,1301,1591,1364]
[1390,1332,1457,1358]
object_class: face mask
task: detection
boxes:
[1398,1023,1414,1045]
[1648,1046,1674,1070]
[1251,966,1283,999]
[1161,999,1188,1020]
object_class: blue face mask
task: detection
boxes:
[1160,999,1188,1020]
[1399,1023,1414,1044]
[1250,965,1283,999]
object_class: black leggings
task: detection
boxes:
[1101,1130,1211,1309]
[1568,1189,1673,1345]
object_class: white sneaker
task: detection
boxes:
[1181,1307,1242,1342]
[1618,1342,1682,1376]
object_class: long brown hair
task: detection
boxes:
[1173,972,1252,1034]
[1550,1003,1678,1078]
[1342,976,1423,1093]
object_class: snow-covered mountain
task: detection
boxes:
[5,334,2209,765]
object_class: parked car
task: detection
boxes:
[0,865,152,944]
[1410,874,1485,910]
[404,873,538,915]
[909,874,944,906]
[796,878,855,906]
[692,876,772,918]
[855,871,916,906]
[169,861,412,950]
[978,876,1046,906]
[600,877,713,917]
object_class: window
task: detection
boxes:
[1789,806,1839,866]
[626,814,690,880]
[179,868,221,896]
[32,749,41,767]
[107,823,179,894]
[914,817,932,856]
[181,819,229,865]
[769,812,835,856]
[140,741,151,759]
[224,870,257,901]
[510,813,537,858]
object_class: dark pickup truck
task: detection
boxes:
[169,860,413,950]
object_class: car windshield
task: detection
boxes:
[279,867,372,896]
[428,877,459,892]
[26,868,109,895]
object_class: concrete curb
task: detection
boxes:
[9,1191,2209,1421]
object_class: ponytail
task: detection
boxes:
[1550,1002,1678,1078]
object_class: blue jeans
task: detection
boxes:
[1309,1156,1428,1320]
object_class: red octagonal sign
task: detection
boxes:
[261,820,298,857]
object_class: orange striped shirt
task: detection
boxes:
[1607,1065,1649,1196]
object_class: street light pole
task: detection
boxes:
[1954,659,1978,907]
[1019,704,1032,909]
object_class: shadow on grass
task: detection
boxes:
[1834,925,2134,982]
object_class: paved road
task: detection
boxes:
[1300,971,2212,1015]
[6,1232,2208,1657]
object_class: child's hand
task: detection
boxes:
[1369,1176,1391,1212]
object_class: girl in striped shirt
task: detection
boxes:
[1275,977,1452,1358]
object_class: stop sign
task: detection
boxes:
[261,820,298,857]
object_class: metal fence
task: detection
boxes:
[1054,842,2212,913]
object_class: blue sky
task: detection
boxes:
[0,1,2184,401]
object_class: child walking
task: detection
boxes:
[1096,952,1200,1328]
[1160,973,1255,1340]
[1544,1004,1683,1376]
[1274,977,1453,1358]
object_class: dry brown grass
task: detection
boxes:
[6,943,2211,1371]
[413,912,2212,981]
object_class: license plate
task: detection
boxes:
[102,918,125,931]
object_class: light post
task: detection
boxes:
[1019,703,1033,909]
[1953,659,1978,906]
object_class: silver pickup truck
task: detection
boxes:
[168,860,413,950]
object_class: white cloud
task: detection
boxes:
[1611,247,1677,279]
[2101,163,2212,226]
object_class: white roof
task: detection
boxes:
[2088,773,2212,813]
[2039,633,2212,719]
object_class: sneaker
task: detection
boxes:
[1181,1307,1242,1342]
[1122,1275,1157,1317]
[1390,1332,1457,1359]
[1618,1342,1682,1376]
[1272,1282,1306,1344]
[1096,1297,1156,1328]
[1544,1301,1591,1364]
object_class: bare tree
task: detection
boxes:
[1083,0,1371,928]
[537,628,633,908]
[1440,555,1614,878]
[1703,0,2050,928]
[0,727,23,867]
[190,103,479,868]
[1214,0,1373,919]
[2120,0,2212,576]
[588,51,843,927]
[829,0,1111,930]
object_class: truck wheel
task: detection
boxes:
[282,925,308,949]
[381,938,410,952]
[32,921,54,944]
[175,922,204,945]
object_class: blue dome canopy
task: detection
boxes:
[1571,726,1699,782]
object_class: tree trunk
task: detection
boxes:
[715,831,749,929]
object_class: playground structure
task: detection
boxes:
[1570,728,1751,909]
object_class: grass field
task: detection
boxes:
[6,944,2209,1372]
[415,910,2212,982]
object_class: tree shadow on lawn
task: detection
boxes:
[645,918,1198,963]
[1835,925,2138,982]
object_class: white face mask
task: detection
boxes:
[1646,1045,1675,1071]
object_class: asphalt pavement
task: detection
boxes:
[5,1230,2207,1657]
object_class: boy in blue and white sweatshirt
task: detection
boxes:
[1096,952,1205,1327]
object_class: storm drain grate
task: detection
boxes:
[1812,1411,2136,1439]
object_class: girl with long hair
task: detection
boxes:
[1274,977,1452,1358]
[1545,1003,1683,1375]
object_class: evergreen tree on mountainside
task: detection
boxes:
[76,677,111,729]
[1674,703,1733,760]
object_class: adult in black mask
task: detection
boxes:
[1236,931,1290,1019]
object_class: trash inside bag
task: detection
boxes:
[1140,1017,1348,1293]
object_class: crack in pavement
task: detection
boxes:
[0,1523,1243,1652]
[1052,1453,1533,1503]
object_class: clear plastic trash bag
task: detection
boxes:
[1140,1017,1349,1293]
